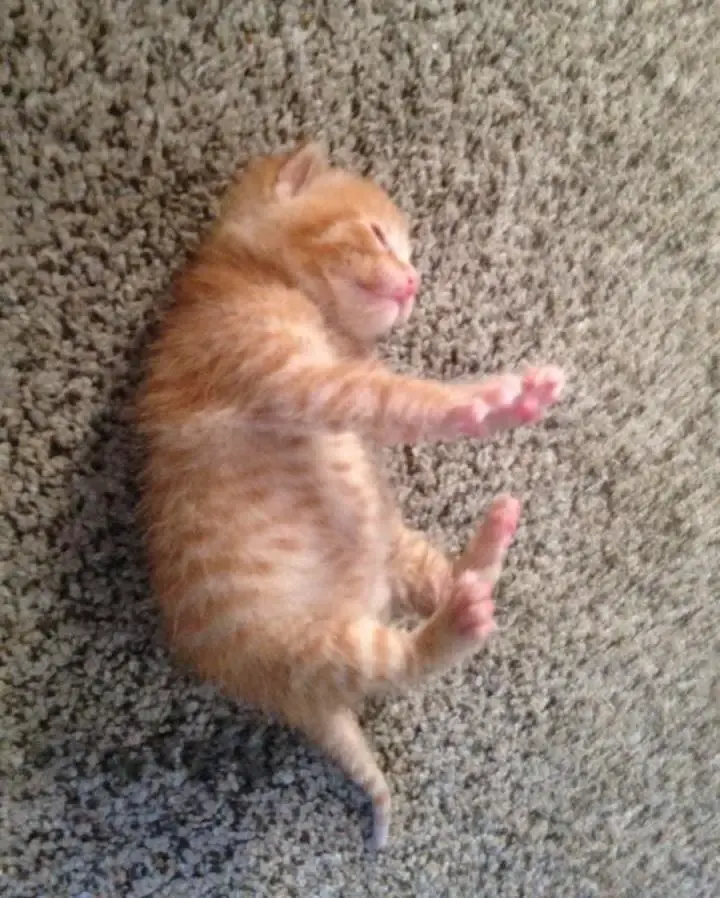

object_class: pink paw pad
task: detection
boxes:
[451,572,496,639]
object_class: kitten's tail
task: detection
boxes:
[286,702,392,850]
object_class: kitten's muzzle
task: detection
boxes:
[390,267,420,304]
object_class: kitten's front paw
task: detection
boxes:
[512,365,566,423]
[443,374,523,437]
[446,572,496,641]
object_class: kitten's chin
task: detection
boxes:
[364,297,409,337]
[393,296,414,326]
[374,296,414,332]
[328,279,415,340]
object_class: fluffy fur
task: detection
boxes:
[136,143,565,848]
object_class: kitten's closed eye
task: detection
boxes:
[370,223,390,250]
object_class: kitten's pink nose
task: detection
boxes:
[392,268,420,303]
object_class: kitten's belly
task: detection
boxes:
[276,431,391,603]
[151,431,392,621]
[313,433,388,549]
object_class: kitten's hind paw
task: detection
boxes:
[447,572,497,640]
[456,494,521,582]
[482,495,521,551]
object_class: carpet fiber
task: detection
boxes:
[3,1,719,895]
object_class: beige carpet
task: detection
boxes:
[3,1,719,895]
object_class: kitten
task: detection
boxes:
[136,142,565,849]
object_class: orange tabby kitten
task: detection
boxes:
[137,142,565,849]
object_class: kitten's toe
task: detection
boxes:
[457,494,521,579]
[484,495,521,549]
[509,365,565,422]
[522,365,566,406]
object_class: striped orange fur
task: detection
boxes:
[136,142,565,848]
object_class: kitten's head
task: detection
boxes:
[226,142,420,341]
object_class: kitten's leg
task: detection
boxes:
[389,495,521,616]
[293,504,518,846]
[312,576,498,701]
[240,340,563,443]
[306,498,519,692]
[299,706,392,850]
[454,494,522,582]
[292,574,501,848]
[388,524,452,616]
[253,359,525,445]
[292,587,494,847]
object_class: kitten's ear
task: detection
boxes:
[275,141,328,199]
